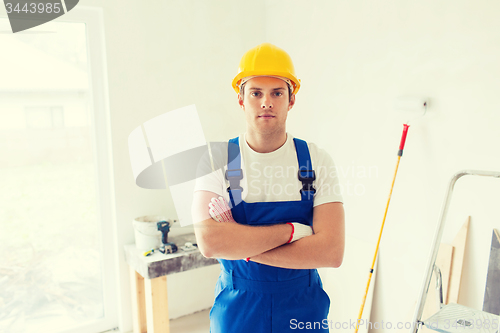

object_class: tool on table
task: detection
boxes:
[157,220,178,254]
[180,242,198,252]
[143,249,156,257]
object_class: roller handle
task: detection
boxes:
[398,124,410,156]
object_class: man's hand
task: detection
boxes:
[208,196,235,223]
[207,197,313,244]
[192,191,295,259]
[288,223,313,243]
[249,202,345,269]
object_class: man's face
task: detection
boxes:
[238,76,295,136]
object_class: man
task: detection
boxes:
[192,43,345,332]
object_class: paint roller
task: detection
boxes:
[354,97,428,333]
[394,97,428,124]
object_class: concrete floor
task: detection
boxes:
[170,308,211,333]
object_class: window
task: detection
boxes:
[25,106,65,129]
[0,9,117,333]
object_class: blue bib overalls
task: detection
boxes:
[209,137,330,332]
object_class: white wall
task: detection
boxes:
[263,0,500,330]
[81,0,500,331]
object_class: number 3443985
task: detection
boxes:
[5,3,62,14]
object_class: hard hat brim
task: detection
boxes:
[232,71,301,95]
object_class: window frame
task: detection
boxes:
[61,7,120,333]
[0,6,119,333]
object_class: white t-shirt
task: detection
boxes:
[194,132,343,207]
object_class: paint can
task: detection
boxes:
[133,215,165,250]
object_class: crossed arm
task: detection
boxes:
[191,190,345,269]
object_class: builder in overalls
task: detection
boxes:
[192,43,345,332]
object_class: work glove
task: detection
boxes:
[287,223,313,243]
[208,196,235,223]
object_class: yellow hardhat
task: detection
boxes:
[232,43,301,95]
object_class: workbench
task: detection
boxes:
[124,233,219,333]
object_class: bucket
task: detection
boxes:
[133,215,166,250]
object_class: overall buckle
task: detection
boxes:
[226,168,243,192]
[298,169,316,194]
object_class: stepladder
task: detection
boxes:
[410,170,500,333]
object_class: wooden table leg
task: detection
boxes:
[129,267,147,333]
[144,275,170,333]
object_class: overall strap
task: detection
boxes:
[226,137,243,208]
[293,138,316,201]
